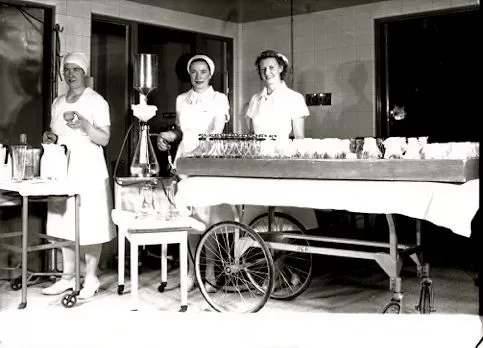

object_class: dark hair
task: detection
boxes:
[254,50,288,81]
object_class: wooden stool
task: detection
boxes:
[111,209,204,311]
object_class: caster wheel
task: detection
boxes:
[158,282,167,293]
[17,302,27,309]
[179,305,188,312]
[117,285,124,295]
[62,293,77,308]
[380,301,401,314]
[10,277,22,291]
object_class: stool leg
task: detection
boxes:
[179,235,188,312]
[158,244,168,293]
[161,244,168,283]
[130,239,139,311]
[117,228,126,295]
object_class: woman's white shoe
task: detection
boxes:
[78,278,100,299]
[187,274,197,292]
[42,278,75,295]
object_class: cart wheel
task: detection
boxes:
[416,281,434,314]
[62,292,77,308]
[158,281,167,293]
[179,305,188,312]
[380,301,401,314]
[10,277,22,291]
[195,221,274,313]
[117,285,124,295]
[249,212,313,300]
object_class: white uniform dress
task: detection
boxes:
[246,81,309,138]
[175,86,234,224]
[245,81,318,230]
[47,87,116,245]
[176,86,230,158]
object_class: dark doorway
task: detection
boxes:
[0,1,53,146]
[375,5,480,143]
[91,18,129,179]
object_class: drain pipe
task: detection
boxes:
[289,0,294,88]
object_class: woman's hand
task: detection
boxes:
[66,111,89,132]
[157,131,176,151]
[42,131,58,144]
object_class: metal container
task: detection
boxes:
[24,147,42,179]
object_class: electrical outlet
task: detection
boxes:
[305,93,331,106]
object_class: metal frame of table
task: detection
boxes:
[0,179,81,309]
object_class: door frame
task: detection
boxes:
[374,4,479,138]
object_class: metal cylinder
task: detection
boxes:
[133,53,158,96]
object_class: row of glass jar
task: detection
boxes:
[181,134,480,160]
[184,133,283,159]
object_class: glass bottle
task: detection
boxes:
[130,122,160,177]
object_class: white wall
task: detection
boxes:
[31,0,478,138]
[31,0,241,112]
[239,0,479,138]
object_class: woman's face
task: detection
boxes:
[189,60,211,92]
[63,62,86,90]
[259,57,283,85]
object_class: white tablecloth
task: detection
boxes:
[0,178,79,197]
[175,177,479,238]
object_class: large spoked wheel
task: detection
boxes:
[195,221,274,313]
[249,212,313,300]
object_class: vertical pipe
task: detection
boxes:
[290,0,294,88]
[21,196,28,307]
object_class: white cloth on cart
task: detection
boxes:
[175,177,479,238]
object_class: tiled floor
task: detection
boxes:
[0,255,479,314]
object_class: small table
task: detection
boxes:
[111,209,204,311]
[0,179,81,309]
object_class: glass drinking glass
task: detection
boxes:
[10,145,27,182]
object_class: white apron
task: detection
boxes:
[47,135,115,245]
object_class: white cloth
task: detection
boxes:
[46,87,115,245]
[246,81,309,138]
[176,177,479,238]
[63,51,89,75]
[187,55,215,75]
[175,86,229,157]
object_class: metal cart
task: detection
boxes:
[175,174,479,314]
[0,179,81,309]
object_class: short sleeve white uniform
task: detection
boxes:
[176,86,230,156]
[47,87,116,245]
[246,81,309,138]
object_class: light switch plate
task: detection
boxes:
[305,93,331,106]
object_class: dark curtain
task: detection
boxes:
[0,5,45,146]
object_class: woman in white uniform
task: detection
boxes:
[245,49,318,231]
[41,52,115,299]
[157,54,233,291]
